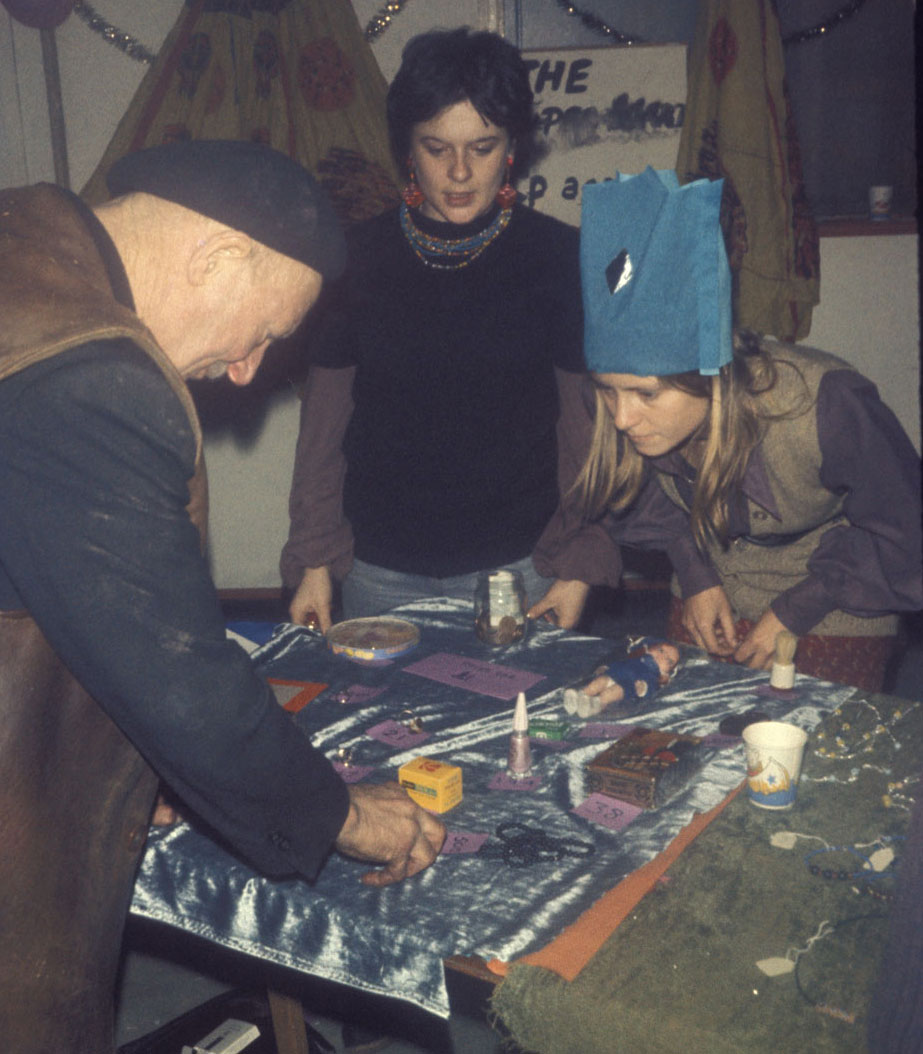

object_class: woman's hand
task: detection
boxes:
[289,565,334,632]
[527,579,590,630]
[734,609,788,670]
[682,585,738,655]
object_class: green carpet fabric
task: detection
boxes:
[492,690,920,1053]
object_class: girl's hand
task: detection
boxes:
[734,609,788,670]
[527,579,591,630]
[682,586,738,655]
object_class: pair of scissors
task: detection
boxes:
[478,821,595,868]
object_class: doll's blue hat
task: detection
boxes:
[580,167,732,376]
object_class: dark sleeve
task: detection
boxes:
[533,368,623,586]
[0,342,349,879]
[542,215,586,374]
[770,369,923,634]
[602,470,721,598]
[280,365,356,588]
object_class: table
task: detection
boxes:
[130,599,856,1025]
[492,687,922,1053]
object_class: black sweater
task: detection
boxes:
[309,203,584,576]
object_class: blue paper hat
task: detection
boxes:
[580,167,732,376]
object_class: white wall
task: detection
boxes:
[809,234,920,455]
[1,2,918,588]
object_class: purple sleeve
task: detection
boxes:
[770,369,923,634]
[532,368,624,586]
[280,365,356,589]
[534,369,718,593]
[604,473,721,598]
[533,368,720,594]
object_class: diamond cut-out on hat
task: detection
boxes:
[606,249,632,294]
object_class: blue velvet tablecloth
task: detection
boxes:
[130,599,854,1017]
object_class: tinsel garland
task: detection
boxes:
[72,1,156,64]
[69,0,866,66]
[551,0,869,47]
[70,0,411,54]
[364,0,412,42]
[780,0,867,45]
[554,1,646,45]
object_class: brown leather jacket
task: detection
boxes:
[0,184,205,1053]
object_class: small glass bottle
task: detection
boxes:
[507,692,533,780]
[474,569,527,646]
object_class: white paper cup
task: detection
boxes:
[869,185,893,220]
[742,720,808,810]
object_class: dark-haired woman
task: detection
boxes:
[576,168,922,692]
[281,28,620,631]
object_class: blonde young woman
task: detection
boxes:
[576,169,921,693]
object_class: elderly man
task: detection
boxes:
[0,140,444,1053]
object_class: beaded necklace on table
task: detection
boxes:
[399,202,512,270]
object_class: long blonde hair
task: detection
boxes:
[576,331,782,551]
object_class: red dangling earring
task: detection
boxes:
[402,160,425,208]
[495,155,517,208]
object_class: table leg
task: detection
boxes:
[267,987,311,1054]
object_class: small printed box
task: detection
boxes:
[398,756,463,813]
[529,717,572,741]
[586,727,705,808]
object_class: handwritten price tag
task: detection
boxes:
[488,771,543,792]
[337,684,386,705]
[366,720,431,749]
[702,733,742,749]
[332,763,375,783]
[572,793,643,832]
[579,722,636,740]
[441,831,489,855]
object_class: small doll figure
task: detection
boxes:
[564,636,681,719]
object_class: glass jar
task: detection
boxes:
[473,569,528,646]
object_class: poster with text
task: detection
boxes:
[521,44,687,227]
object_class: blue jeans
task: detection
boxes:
[341,556,554,620]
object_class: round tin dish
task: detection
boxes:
[326,617,420,664]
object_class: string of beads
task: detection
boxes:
[399,203,512,270]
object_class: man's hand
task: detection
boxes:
[150,790,183,826]
[734,609,789,670]
[682,586,738,655]
[527,579,591,630]
[289,565,333,632]
[335,782,446,887]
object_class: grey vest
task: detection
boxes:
[660,343,897,637]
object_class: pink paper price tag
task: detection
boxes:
[702,732,742,748]
[332,763,375,783]
[572,793,643,832]
[403,652,544,700]
[441,831,489,854]
[755,685,803,699]
[579,722,636,740]
[488,771,543,792]
[337,684,386,705]
[366,719,431,749]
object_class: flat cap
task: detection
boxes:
[106,139,346,280]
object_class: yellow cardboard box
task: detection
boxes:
[398,756,463,813]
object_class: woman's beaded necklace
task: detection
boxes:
[399,202,512,270]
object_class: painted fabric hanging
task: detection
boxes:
[675,0,820,341]
[80,0,400,226]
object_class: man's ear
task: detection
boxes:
[188,229,255,286]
